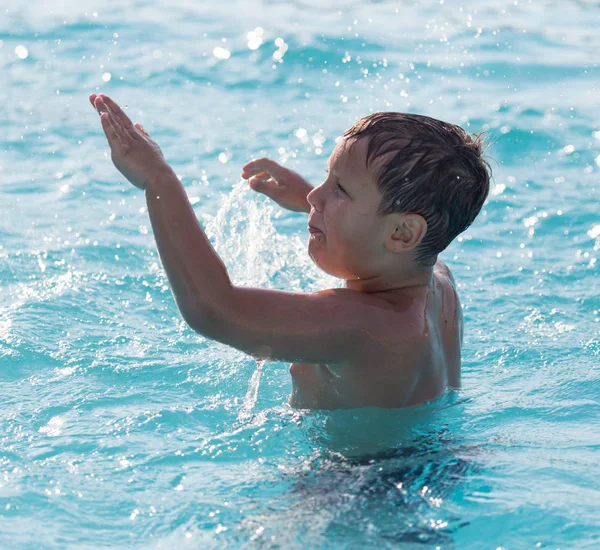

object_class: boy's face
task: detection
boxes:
[307,137,390,280]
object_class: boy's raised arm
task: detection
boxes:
[90,94,376,365]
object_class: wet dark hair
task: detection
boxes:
[343,112,491,267]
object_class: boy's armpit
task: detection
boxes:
[180,287,390,365]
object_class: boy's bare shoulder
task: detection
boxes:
[434,259,457,287]
[316,286,429,343]
[317,286,422,312]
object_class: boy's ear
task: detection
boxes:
[385,213,428,253]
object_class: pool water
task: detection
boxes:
[1,0,599,548]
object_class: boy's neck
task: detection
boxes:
[344,265,434,294]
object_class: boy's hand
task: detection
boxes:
[89,93,173,190]
[241,158,313,213]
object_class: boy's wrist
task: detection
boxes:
[145,165,179,193]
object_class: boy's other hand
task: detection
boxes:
[89,93,173,190]
[241,158,313,213]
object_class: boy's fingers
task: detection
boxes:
[99,112,122,152]
[109,111,127,140]
[94,95,109,115]
[242,158,281,175]
[242,158,287,181]
[98,94,134,130]
[248,175,277,194]
[95,97,126,138]
[247,170,269,180]
[89,93,98,110]
[134,122,150,137]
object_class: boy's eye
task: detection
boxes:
[325,169,349,196]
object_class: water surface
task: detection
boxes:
[1,0,599,548]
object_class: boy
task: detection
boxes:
[89,93,490,410]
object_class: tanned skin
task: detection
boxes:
[90,93,462,410]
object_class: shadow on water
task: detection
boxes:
[268,393,479,547]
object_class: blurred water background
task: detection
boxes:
[0,0,599,548]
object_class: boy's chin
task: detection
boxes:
[308,251,351,280]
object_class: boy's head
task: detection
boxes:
[344,112,491,267]
[307,112,491,281]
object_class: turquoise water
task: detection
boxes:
[1,0,599,548]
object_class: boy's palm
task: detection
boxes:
[89,93,170,190]
[241,159,312,213]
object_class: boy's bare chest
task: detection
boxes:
[289,362,338,409]
[288,359,413,409]
[288,349,447,409]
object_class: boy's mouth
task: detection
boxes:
[308,224,324,235]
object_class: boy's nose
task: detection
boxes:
[307,185,323,212]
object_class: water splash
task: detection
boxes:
[237,359,266,423]
[202,180,335,292]
[202,181,335,425]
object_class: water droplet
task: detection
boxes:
[247,27,264,50]
[588,224,600,239]
[294,128,308,140]
[491,183,506,195]
[15,45,28,59]
[213,47,231,60]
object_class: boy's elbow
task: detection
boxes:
[175,282,236,336]
[178,298,276,360]
[177,296,228,339]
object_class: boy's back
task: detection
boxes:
[289,262,462,409]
